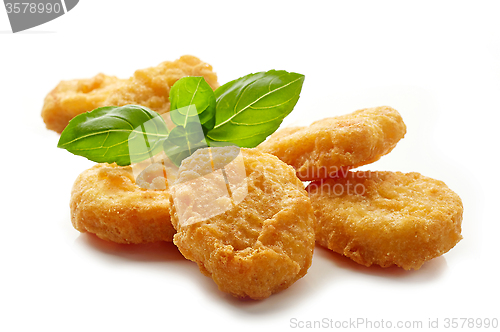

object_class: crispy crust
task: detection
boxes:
[42,55,219,133]
[306,171,463,270]
[257,106,407,181]
[70,163,175,244]
[170,148,316,299]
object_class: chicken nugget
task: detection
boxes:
[70,163,175,244]
[257,106,407,181]
[42,55,219,133]
[170,147,316,299]
[306,171,463,270]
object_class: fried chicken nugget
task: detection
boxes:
[170,147,316,299]
[257,106,407,181]
[42,55,219,133]
[70,163,175,244]
[306,171,463,270]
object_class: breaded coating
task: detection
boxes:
[42,55,219,133]
[70,163,176,244]
[170,147,316,299]
[306,171,463,270]
[257,106,407,181]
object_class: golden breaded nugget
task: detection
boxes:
[70,163,175,244]
[42,55,219,133]
[170,147,316,299]
[306,171,463,270]
[257,106,406,181]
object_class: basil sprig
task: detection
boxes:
[58,70,304,166]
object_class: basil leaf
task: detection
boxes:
[167,122,206,147]
[163,119,207,166]
[170,76,216,131]
[207,70,304,147]
[58,105,169,166]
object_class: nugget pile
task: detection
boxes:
[47,57,463,299]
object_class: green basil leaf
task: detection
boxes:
[167,122,206,147]
[58,105,169,166]
[170,76,216,131]
[207,70,304,147]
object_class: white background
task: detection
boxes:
[1,1,499,331]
